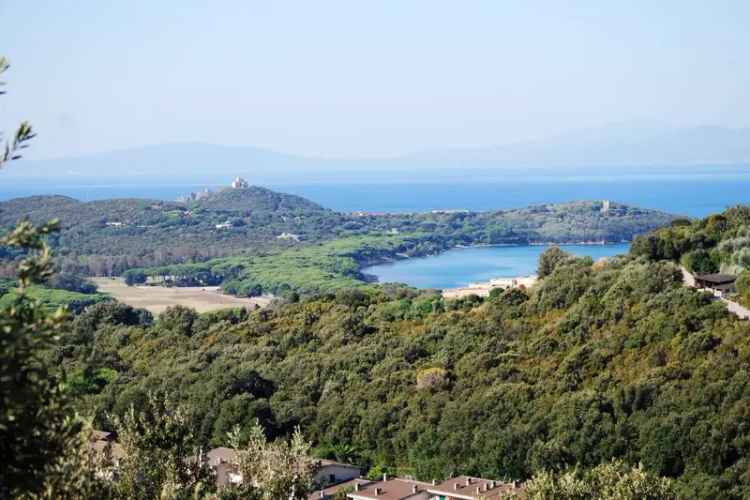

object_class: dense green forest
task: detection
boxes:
[0,189,673,278]
[45,205,750,498]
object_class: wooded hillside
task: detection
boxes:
[59,225,750,498]
[0,188,674,277]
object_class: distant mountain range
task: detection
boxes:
[409,123,750,167]
[6,124,750,184]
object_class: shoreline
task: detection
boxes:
[441,275,539,299]
[361,241,630,288]
[454,241,629,249]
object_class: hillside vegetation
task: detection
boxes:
[58,206,750,499]
[123,234,436,296]
[632,205,750,306]
[0,187,674,279]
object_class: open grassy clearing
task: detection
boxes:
[92,278,271,314]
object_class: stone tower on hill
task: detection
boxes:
[231,176,249,189]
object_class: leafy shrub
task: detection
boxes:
[538,246,572,278]
[524,460,677,499]
[680,249,719,274]
[47,272,98,293]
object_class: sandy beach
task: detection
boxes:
[442,275,538,299]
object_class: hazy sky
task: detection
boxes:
[1,1,749,160]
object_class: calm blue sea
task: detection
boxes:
[362,243,630,289]
[2,173,749,217]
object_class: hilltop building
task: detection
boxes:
[232,176,249,189]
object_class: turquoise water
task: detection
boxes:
[362,243,631,289]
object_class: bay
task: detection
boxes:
[362,243,631,289]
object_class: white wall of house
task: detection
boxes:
[314,464,360,487]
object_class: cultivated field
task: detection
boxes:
[92,278,272,315]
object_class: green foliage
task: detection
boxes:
[0,219,81,498]
[0,284,109,312]
[157,305,199,336]
[123,269,147,285]
[111,393,215,499]
[736,270,750,306]
[491,287,530,307]
[47,271,98,293]
[524,460,677,499]
[633,205,750,276]
[680,249,718,274]
[537,246,572,278]
[225,423,315,499]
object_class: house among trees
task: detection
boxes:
[204,447,361,491]
[314,459,362,488]
[695,273,737,294]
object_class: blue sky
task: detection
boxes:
[1,1,749,159]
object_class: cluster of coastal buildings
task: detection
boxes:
[87,432,522,499]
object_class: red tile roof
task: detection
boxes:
[347,477,432,500]
[427,476,522,499]
[308,478,373,499]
